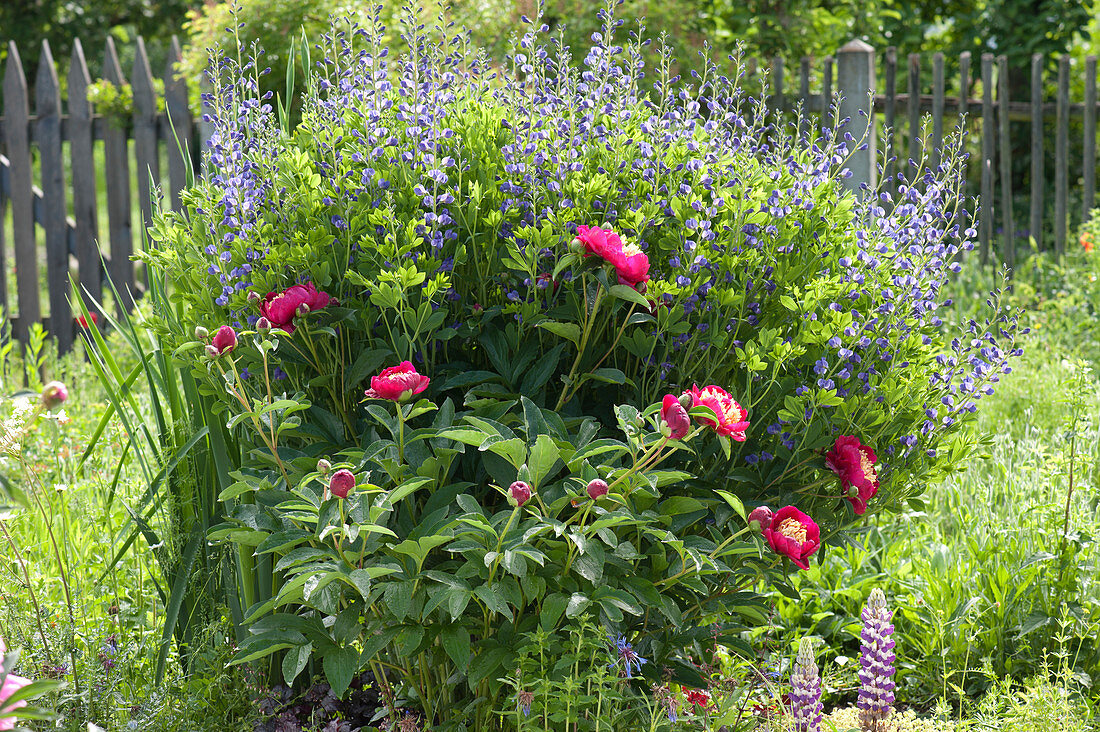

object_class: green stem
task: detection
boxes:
[555,277,604,411]
[487,505,521,586]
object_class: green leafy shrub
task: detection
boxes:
[136,6,1023,729]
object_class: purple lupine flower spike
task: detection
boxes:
[857,588,896,732]
[790,637,823,732]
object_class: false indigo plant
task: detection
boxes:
[857,588,896,732]
[132,2,1025,729]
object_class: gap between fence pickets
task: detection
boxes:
[0,34,195,350]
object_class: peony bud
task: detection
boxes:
[256,317,272,331]
[569,237,586,255]
[296,303,311,317]
[747,505,774,533]
[194,326,209,340]
[204,344,221,359]
[510,481,532,507]
[635,280,647,294]
[40,381,69,410]
[247,290,262,303]
[586,479,609,500]
[678,392,694,410]
[211,325,237,355]
[329,469,355,499]
[316,459,332,475]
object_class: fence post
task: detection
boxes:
[836,39,878,195]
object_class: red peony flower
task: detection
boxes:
[364,361,431,402]
[211,325,238,355]
[574,225,650,287]
[328,469,355,499]
[77,313,97,329]
[258,281,332,333]
[825,435,880,515]
[660,394,691,439]
[0,636,31,727]
[685,385,750,441]
[762,506,820,570]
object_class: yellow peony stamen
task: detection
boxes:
[778,517,808,543]
[859,450,878,483]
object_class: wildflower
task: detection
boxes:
[39,381,68,411]
[607,633,648,678]
[76,313,97,329]
[329,469,355,499]
[857,589,896,732]
[0,638,32,730]
[517,689,534,717]
[685,688,710,708]
[1082,232,1094,253]
[747,506,774,533]
[825,435,880,515]
[397,711,420,732]
[762,506,820,570]
[790,638,823,732]
[364,362,431,402]
[510,481,532,507]
[685,384,750,441]
[258,281,333,333]
[586,478,609,500]
[211,325,238,355]
[574,225,650,287]
[660,394,691,439]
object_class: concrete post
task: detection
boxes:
[836,39,878,195]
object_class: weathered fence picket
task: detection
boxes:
[0,35,195,350]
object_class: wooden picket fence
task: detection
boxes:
[1,34,1099,350]
[765,45,1100,272]
[0,35,195,352]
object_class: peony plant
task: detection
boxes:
[134,4,1024,729]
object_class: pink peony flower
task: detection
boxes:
[0,638,31,731]
[328,469,355,499]
[258,281,332,333]
[586,479,609,500]
[685,384,750,441]
[747,505,774,533]
[510,481,532,507]
[364,362,431,402]
[825,435,880,515]
[211,325,237,355]
[762,506,820,570]
[574,225,650,287]
[660,394,691,440]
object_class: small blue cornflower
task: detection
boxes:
[607,633,648,678]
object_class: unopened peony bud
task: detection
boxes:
[635,280,647,294]
[747,505,774,533]
[510,481,532,507]
[329,469,355,499]
[204,344,221,359]
[316,459,332,475]
[256,317,272,331]
[40,381,69,410]
[586,479,609,500]
[211,325,237,355]
[678,392,694,410]
[569,237,586,255]
[296,303,311,317]
[247,290,262,303]
[194,326,209,340]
